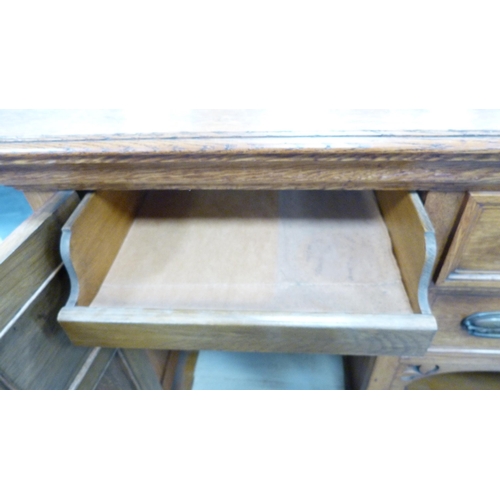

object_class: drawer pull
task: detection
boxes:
[462,312,500,338]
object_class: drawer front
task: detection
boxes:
[59,307,437,356]
[437,192,500,289]
[429,290,500,353]
[58,190,438,357]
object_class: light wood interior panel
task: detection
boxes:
[23,191,59,211]
[91,191,413,315]
[62,191,144,306]
[376,191,436,314]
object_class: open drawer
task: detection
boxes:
[58,190,437,356]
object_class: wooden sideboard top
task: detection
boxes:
[1,110,500,191]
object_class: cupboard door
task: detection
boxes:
[0,190,162,390]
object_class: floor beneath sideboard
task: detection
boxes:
[190,351,345,390]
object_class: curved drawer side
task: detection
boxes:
[60,191,145,307]
[377,191,437,315]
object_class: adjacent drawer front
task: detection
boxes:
[58,190,438,357]
[437,192,500,289]
[429,291,500,353]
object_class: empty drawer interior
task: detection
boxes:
[58,190,437,355]
[94,191,412,314]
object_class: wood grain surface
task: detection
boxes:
[396,352,500,390]
[91,191,412,315]
[437,192,500,287]
[407,371,500,390]
[349,351,500,390]
[61,191,144,306]
[428,290,500,354]
[70,348,116,390]
[58,188,438,356]
[0,268,91,390]
[0,191,79,333]
[2,110,500,191]
[117,350,162,390]
[423,192,466,276]
[350,288,500,388]
[376,191,436,314]
[58,307,437,356]
[22,191,59,211]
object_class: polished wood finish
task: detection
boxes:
[94,352,136,390]
[118,349,162,390]
[365,352,500,390]
[2,110,500,191]
[428,290,500,353]
[437,192,500,288]
[71,348,116,390]
[163,351,198,390]
[5,111,500,388]
[76,349,160,390]
[23,191,59,211]
[161,351,181,390]
[376,191,436,314]
[408,371,500,390]
[0,268,91,390]
[61,191,144,306]
[0,190,162,390]
[146,349,171,384]
[365,357,403,390]
[59,307,437,355]
[423,192,466,274]
[70,347,162,390]
[0,191,95,390]
[58,189,437,356]
[0,191,78,333]
[356,188,500,389]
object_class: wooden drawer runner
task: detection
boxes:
[58,190,437,356]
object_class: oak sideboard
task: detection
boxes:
[2,109,500,389]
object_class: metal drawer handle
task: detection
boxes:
[462,312,500,338]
